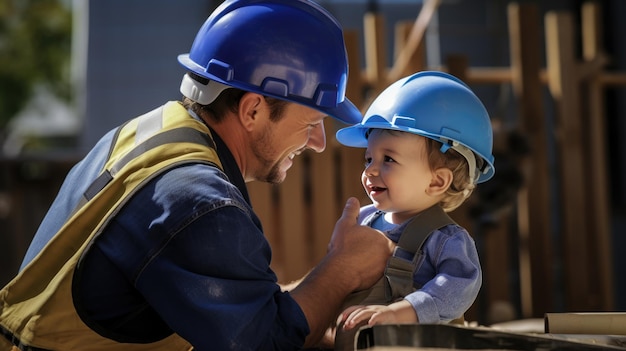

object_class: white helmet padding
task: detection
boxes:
[180,73,230,105]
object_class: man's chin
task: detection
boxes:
[261,167,287,184]
[272,159,293,183]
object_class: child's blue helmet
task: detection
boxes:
[336,71,495,183]
[177,0,361,124]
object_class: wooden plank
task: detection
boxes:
[508,3,554,318]
[339,147,369,206]
[482,209,515,324]
[445,54,468,81]
[394,21,427,77]
[462,67,626,87]
[545,11,591,311]
[248,181,287,280]
[581,1,614,311]
[340,28,370,207]
[309,123,342,264]
[599,73,626,85]
[277,157,309,282]
[363,12,388,93]
[466,67,513,84]
[441,66,546,86]
[344,29,364,109]
[582,2,603,62]
[387,0,441,84]
[248,182,274,242]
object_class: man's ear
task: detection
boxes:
[427,168,453,196]
[238,92,264,131]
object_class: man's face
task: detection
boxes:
[252,102,327,184]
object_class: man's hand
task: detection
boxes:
[327,197,394,291]
[290,197,393,347]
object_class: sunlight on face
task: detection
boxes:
[362,129,437,223]
[252,102,326,184]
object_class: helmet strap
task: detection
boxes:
[180,73,230,105]
[440,140,480,185]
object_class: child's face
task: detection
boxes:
[362,129,440,223]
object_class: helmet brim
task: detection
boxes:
[178,54,362,124]
[336,123,496,183]
[324,98,362,125]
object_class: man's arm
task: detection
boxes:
[290,197,393,347]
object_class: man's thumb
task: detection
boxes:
[341,197,361,222]
[329,197,362,252]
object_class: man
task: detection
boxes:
[0,0,392,350]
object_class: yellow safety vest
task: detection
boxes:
[0,101,222,351]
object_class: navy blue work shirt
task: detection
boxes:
[20,104,310,350]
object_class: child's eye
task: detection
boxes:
[384,156,395,162]
[364,157,372,166]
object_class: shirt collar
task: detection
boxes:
[187,108,251,205]
[209,126,251,205]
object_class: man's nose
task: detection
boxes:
[307,120,326,153]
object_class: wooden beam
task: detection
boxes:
[344,29,365,109]
[445,54,468,82]
[309,124,342,265]
[248,182,286,279]
[545,10,592,312]
[600,73,626,85]
[581,1,614,311]
[394,21,427,76]
[341,29,370,206]
[363,12,388,93]
[387,0,441,84]
[508,2,555,318]
[278,158,309,282]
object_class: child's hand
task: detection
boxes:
[339,305,394,330]
[339,300,418,330]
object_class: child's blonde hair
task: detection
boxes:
[423,137,476,212]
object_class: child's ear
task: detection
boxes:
[427,168,453,196]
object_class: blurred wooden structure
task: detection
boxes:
[249,0,622,322]
[1,1,624,325]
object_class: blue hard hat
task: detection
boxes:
[336,71,495,183]
[178,0,361,124]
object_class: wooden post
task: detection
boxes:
[545,11,592,312]
[387,0,441,84]
[363,12,388,94]
[341,30,370,206]
[344,29,365,109]
[248,182,287,279]
[277,158,309,281]
[394,21,427,76]
[580,1,614,311]
[445,54,468,81]
[309,123,342,264]
[508,3,555,318]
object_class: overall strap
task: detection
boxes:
[384,205,456,300]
